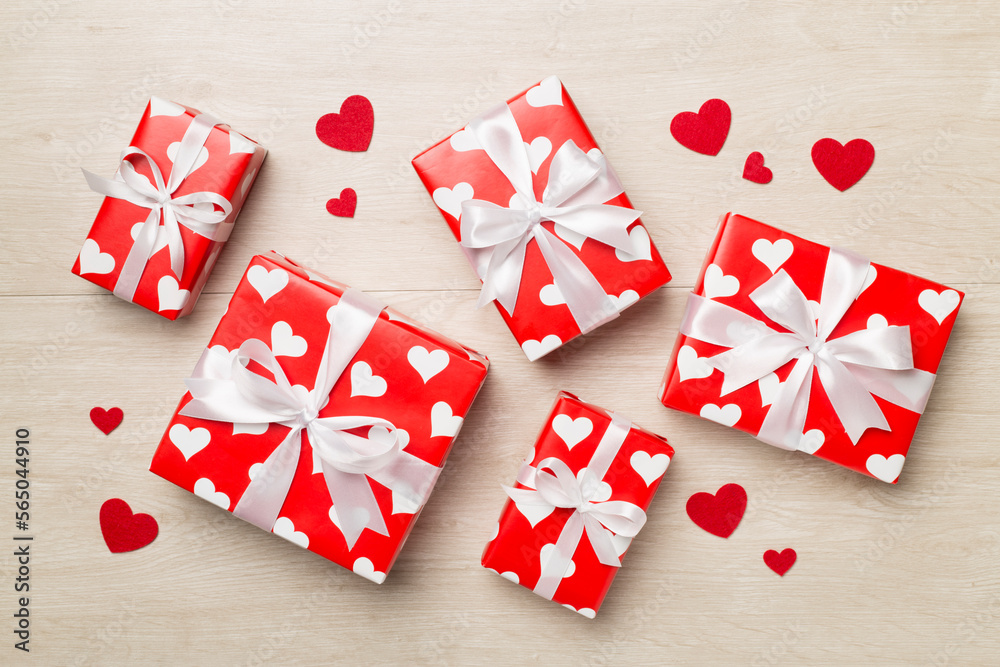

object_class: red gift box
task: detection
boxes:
[412,75,671,360]
[73,97,266,319]
[482,392,673,617]
[150,252,489,582]
[660,212,963,483]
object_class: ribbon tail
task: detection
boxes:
[583,514,623,568]
[534,227,617,333]
[478,235,529,314]
[112,207,161,302]
[232,427,303,531]
[367,451,443,515]
[844,364,936,415]
[322,464,388,550]
[533,511,584,601]
[757,355,815,451]
[815,355,891,444]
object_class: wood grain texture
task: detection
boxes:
[1,0,999,664]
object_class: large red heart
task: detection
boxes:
[763,548,797,576]
[316,95,374,152]
[670,99,731,156]
[743,151,773,184]
[685,483,747,538]
[811,138,874,191]
[326,188,357,218]
[100,498,158,553]
[90,407,123,435]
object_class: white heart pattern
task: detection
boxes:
[561,604,597,619]
[246,266,288,303]
[867,314,888,330]
[553,223,587,250]
[449,127,482,152]
[866,453,905,483]
[539,283,566,307]
[751,238,794,274]
[859,265,877,296]
[525,75,564,107]
[248,462,264,480]
[228,131,256,155]
[350,361,387,398]
[703,264,740,299]
[677,345,713,382]
[630,451,670,486]
[78,239,115,275]
[430,402,463,438]
[521,334,562,361]
[513,496,555,528]
[234,422,269,436]
[270,321,307,357]
[552,414,593,450]
[352,557,386,584]
[149,97,185,117]
[432,182,474,220]
[193,478,230,510]
[700,403,742,427]
[130,222,170,255]
[614,226,652,262]
[500,571,520,584]
[166,141,209,173]
[391,488,421,516]
[758,372,781,407]
[798,429,825,454]
[918,289,960,325]
[539,543,575,578]
[608,290,640,310]
[272,516,309,548]
[157,276,190,312]
[407,346,449,383]
[169,424,211,460]
[524,136,552,174]
[576,469,612,502]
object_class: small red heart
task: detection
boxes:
[326,188,357,218]
[316,95,374,152]
[670,99,731,156]
[811,138,874,191]
[743,151,773,184]
[90,407,123,435]
[685,483,747,538]
[100,499,158,553]
[763,548,797,576]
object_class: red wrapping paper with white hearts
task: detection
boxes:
[150,252,489,582]
[412,75,672,361]
[660,213,963,483]
[72,97,266,319]
[482,392,673,617]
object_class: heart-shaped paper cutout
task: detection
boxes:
[743,151,773,184]
[100,498,158,553]
[670,99,731,156]
[686,483,747,538]
[811,138,874,191]
[90,407,123,435]
[316,96,374,152]
[326,188,357,218]
[763,548,797,576]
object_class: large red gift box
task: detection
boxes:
[412,75,672,360]
[150,252,489,582]
[660,212,963,483]
[73,97,266,319]
[482,392,673,617]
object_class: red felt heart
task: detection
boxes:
[326,188,357,218]
[811,138,874,191]
[100,499,158,553]
[743,151,773,184]
[685,483,747,538]
[764,548,797,576]
[316,96,374,152]
[90,407,123,435]
[670,99,731,156]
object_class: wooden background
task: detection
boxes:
[2,1,999,664]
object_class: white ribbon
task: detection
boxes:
[680,246,936,451]
[459,102,643,333]
[504,412,646,600]
[179,288,441,550]
[83,112,234,302]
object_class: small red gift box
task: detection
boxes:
[73,97,266,319]
[660,212,963,483]
[482,392,673,617]
[412,75,671,360]
[150,252,489,582]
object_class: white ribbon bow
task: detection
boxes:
[504,413,646,600]
[179,288,441,550]
[83,112,234,302]
[680,246,936,451]
[459,102,643,333]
